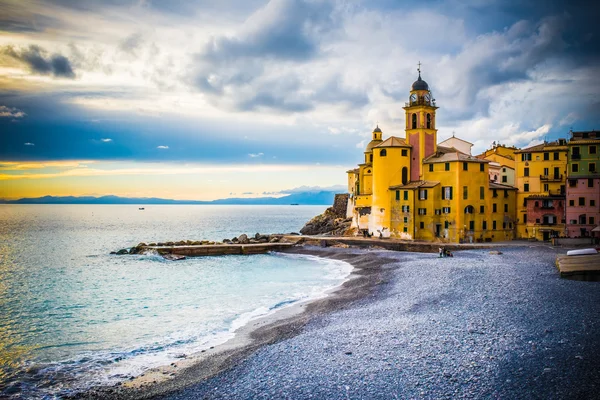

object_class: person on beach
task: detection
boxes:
[439,247,444,258]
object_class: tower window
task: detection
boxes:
[463,162,468,171]
[401,149,408,156]
[480,163,484,172]
[380,149,387,157]
[463,186,468,200]
[369,154,373,163]
[426,113,431,129]
[401,167,408,185]
[411,113,417,129]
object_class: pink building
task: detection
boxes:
[566,177,600,238]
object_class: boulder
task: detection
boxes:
[232,237,239,243]
[116,249,129,255]
[238,234,249,244]
[269,237,279,243]
[223,239,232,244]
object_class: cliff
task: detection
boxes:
[300,194,353,236]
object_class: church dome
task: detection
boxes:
[411,74,429,91]
[373,125,382,133]
[365,139,381,152]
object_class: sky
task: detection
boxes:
[1,0,599,200]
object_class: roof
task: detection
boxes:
[365,139,383,152]
[374,136,411,148]
[489,182,517,190]
[411,74,429,91]
[438,136,474,146]
[373,125,382,133]
[423,146,488,163]
[389,180,440,190]
[346,168,359,174]
[515,141,568,153]
[568,139,600,145]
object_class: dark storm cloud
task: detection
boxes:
[1,45,75,78]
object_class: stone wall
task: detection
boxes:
[332,193,349,217]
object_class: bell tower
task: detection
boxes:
[403,62,438,182]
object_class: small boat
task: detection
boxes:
[290,203,299,205]
[139,207,145,210]
[566,248,598,256]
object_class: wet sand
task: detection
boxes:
[82,244,600,399]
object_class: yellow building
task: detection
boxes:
[514,141,568,240]
[478,144,518,186]
[346,70,517,242]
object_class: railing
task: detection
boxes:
[540,174,563,181]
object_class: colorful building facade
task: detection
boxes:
[566,131,600,238]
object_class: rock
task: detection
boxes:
[255,233,261,239]
[116,249,129,255]
[269,237,279,243]
[110,251,117,255]
[232,237,239,243]
[166,242,174,246]
[223,239,232,244]
[238,234,249,244]
[300,207,352,236]
[192,241,202,245]
[149,243,156,246]
[249,239,259,244]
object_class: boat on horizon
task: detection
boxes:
[139,207,145,210]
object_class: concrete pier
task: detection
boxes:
[146,242,295,256]
[555,253,600,281]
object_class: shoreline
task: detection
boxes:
[80,246,398,399]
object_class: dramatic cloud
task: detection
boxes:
[1,45,76,78]
[0,106,26,118]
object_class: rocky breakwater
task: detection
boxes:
[110,233,299,259]
[300,205,353,236]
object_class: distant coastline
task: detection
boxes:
[0,191,340,205]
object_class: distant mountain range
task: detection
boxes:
[0,191,342,205]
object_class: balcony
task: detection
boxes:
[571,154,581,160]
[540,174,563,181]
[540,206,555,210]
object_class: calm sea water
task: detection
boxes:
[0,205,351,399]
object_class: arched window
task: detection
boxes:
[411,113,417,129]
[402,167,408,185]
[380,149,387,157]
[464,205,475,214]
[426,113,431,129]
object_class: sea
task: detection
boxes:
[0,205,353,399]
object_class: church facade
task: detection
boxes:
[346,71,517,243]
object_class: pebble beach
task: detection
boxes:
[100,244,599,400]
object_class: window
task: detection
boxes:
[483,221,487,230]
[369,154,373,163]
[463,162,468,171]
[420,222,424,229]
[591,217,596,225]
[590,163,597,173]
[419,189,428,200]
[579,197,585,206]
[573,146,580,156]
[492,189,497,198]
[445,163,450,171]
[543,167,549,175]
[480,205,485,213]
[572,164,579,173]
[521,153,532,161]
[469,221,475,230]
[426,113,431,129]
[481,187,485,200]
[442,207,451,214]
[504,189,509,198]
[503,222,507,229]
[524,167,529,177]
[402,205,410,212]
[402,167,408,184]
[504,204,508,212]
[579,214,586,225]
[570,219,577,225]
[463,186,468,200]
[591,199,596,207]
[523,214,527,223]
[418,208,427,215]
[429,164,434,172]
[492,221,497,230]
[435,209,441,215]
[569,179,577,187]
[493,203,497,213]
[554,152,559,160]
[404,191,409,201]
[412,113,417,129]
[589,178,594,188]
[569,199,575,206]
[442,186,453,200]
[380,149,387,157]
[524,183,529,192]
[544,152,549,160]
[401,149,407,156]
[590,145,597,154]
[543,184,549,192]
[403,227,408,233]
[480,163,485,172]
[502,176,507,183]
[444,221,449,229]
[404,217,408,223]
[395,190,400,201]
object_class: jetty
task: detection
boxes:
[555,252,600,281]
[146,242,295,256]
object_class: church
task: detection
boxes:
[346,68,518,243]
